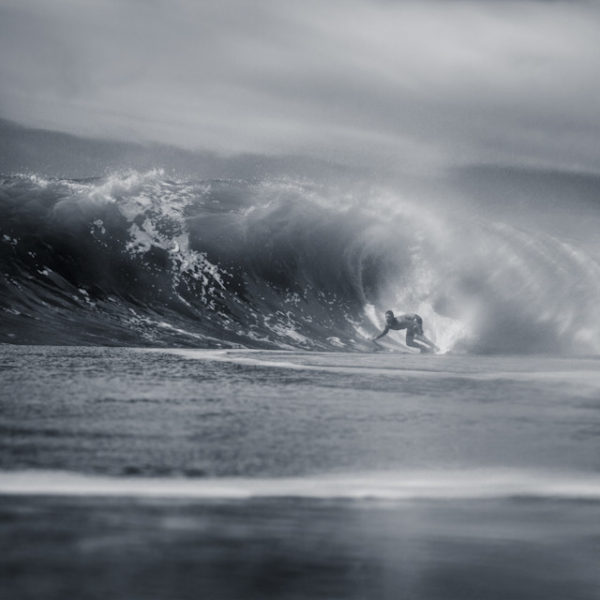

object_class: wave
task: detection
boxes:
[1,469,599,501]
[1,169,599,353]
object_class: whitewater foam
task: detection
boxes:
[1,469,598,501]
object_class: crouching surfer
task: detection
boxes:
[372,310,438,353]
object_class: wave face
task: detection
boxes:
[1,170,599,353]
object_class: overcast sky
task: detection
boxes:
[1,0,599,175]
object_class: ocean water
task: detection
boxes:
[1,346,599,599]
[1,169,599,598]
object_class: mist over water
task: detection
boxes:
[2,169,599,354]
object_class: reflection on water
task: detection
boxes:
[1,496,598,600]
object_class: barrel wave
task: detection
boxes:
[1,170,599,354]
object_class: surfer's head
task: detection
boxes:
[385,310,394,322]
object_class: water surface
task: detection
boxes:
[1,346,599,599]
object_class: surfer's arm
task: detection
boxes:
[372,326,389,341]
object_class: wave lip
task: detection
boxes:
[1,470,599,501]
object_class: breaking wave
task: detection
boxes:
[1,169,599,354]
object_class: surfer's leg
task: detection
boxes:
[406,332,429,351]
[415,333,438,351]
[407,329,438,353]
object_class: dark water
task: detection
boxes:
[2,496,598,600]
[1,346,599,599]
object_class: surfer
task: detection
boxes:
[372,310,438,353]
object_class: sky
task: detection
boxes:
[1,0,599,176]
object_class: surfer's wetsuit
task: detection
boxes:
[373,311,437,352]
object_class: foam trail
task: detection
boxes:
[149,349,600,385]
[1,470,599,501]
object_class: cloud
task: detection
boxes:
[1,0,599,174]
